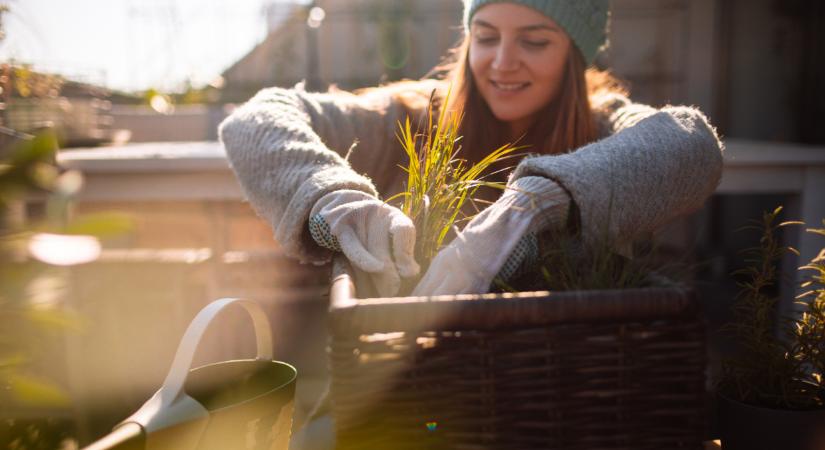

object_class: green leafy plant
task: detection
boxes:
[497,226,671,293]
[537,233,655,291]
[718,206,825,410]
[390,91,522,272]
[1,129,132,448]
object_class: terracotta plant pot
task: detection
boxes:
[718,394,825,450]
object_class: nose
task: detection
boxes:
[492,42,519,72]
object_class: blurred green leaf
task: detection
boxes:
[8,132,57,168]
[7,374,70,407]
[0,353,27,370]
[27,163,58,189]
[0,260,41,300]
[61,213,133,237]
[24,309,84,333]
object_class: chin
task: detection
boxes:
[489,107,528,123]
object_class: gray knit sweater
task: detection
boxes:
[219,80,723,264]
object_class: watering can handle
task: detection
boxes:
[160,298,273,402]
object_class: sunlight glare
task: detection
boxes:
[29,233,102,266]
[307,6,325,28]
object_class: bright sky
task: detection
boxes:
[0,0,307,93]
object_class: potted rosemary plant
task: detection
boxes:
[716,207,825,450]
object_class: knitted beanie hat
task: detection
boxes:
[463,0,609,65]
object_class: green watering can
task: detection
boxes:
[84,298,297,450]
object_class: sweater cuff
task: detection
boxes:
[276,166,377,265]
[507,176,571,234]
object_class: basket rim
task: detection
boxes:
[329,258,697,335]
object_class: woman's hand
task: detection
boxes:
[309,190,420,297]
[412,176,569,296]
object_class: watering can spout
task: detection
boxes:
[83,423,144,450]
[124,387,209,433]
[116,387,210,449]
[82,298,296,450]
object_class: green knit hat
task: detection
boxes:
[463,0,609,66]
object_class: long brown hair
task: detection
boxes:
[433,36,626,181]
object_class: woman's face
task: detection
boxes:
[468,3,572,138]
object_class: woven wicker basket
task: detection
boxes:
[327,259,707,450]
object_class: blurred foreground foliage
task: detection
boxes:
[0,128,132,447]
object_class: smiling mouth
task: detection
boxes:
[490,80,530,91]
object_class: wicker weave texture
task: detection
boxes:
[329,287,706,450]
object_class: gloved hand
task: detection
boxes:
[308,190,420,297]
[412,176,570,296]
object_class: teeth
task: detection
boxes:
[493,81,527,91]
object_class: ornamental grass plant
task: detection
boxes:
[718,206,825,410]
[389,90,523,274]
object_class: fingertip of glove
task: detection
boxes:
[389,222,416,239]
[359,258,385,273]
[397,259,421,278]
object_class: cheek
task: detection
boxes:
[468,47,490,79]
[530,54,568,98]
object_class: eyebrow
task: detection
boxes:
[472,18,562,33]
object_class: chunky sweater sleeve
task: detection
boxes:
[219,83,430,264]
[511,93,724,253]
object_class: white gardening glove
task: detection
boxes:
[412,176,570,296]
[308,190,420,297]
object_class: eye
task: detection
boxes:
[521,39,550,50]
[473,33,499,46]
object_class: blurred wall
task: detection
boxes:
[221,8,310,102]
[110,104,228,142]
[718,0,825,144]
[221,0,463,99]
[606,0,717,112]
[314,0,464,87]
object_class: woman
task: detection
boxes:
[220,0,722,297]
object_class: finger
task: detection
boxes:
[364,213,404,297]
[440,266,479,295]
[366,214,393,268]
[433,279,456,296]
[411,246,455,296]
[468,274,493,295]
[337,227,384,273]
[422,273,464,297]
[371,266,401,298]
[431,253,485,296]
[389,220,420,278]
[411,269,439,296]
